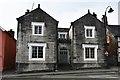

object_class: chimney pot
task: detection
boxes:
[93,12,97,18]
[27,9,29,12]
[88,9,90,13]
[25,9,30,14]
[10,29,12,31]
[8,29,14,38]
[101,15,108,24]
[38,4,40,8]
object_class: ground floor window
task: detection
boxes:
[85,48,95,59]
[28,43,46,61]
[32,46,43,58]
[82,44,98,61]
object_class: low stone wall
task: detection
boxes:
[72,63,103,70]
[16,63,56,73]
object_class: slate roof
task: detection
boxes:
[58,28,69,32]
[17,4,58,22]
[108,25,120,37]
[71,10,103,25]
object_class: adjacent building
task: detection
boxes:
[107,25,120,65]
[0,27,16,72]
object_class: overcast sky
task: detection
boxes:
[0,0,119,38]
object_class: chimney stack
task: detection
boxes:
[93,12,97,18]
[8,29,14,38]
[25,9,30,14]
[38,4,40,8]
[101,15,108,24]
[88,9,90,13]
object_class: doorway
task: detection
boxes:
[59,48,69,64]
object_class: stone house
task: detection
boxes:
[69,11,106,69]
[16,4,118,72]
[16,4,58,72]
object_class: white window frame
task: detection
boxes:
[118,48,120,53]
[28,43,46,61]
[58,32,67,39]
[118,37,120,41]
[118,43,120,47]
[82,44,98,61]
[32,22,44,36]
[84,26,95,38]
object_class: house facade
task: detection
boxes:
[16,5,118,72]
[0,27,16,72]
[57,28,71,69]
[69,11,106,68]
[16,4,58,72]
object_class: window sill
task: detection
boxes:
[32,34,44,36]
[85,37,95,39]
[29,58,45,61]
[84,59,97,61]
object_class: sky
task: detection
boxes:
[0,0,120,39]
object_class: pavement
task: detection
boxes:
[0,66,119,78]
[0,67,120,78]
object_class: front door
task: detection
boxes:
[59,48,68,64]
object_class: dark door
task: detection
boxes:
[59,48,68,64]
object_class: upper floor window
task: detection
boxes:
[58,32,67,39]
[84,26,95,38]
[32,22,44,36]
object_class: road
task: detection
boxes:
[1,70,119,80]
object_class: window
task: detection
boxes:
[32,46,43,58]
[32,22,44,36]
[60,34,66,39]
[28,43,46,61]
[118,48,120,53]
[58,32,67,39]
[85,48,95,59]
[60,48,67,55]
[118,43,120,47]
[82,44,98,61]
[84,26,95,38]
[118,37,120,41]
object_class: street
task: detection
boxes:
[1,69,119,80]
[1,78,120,80]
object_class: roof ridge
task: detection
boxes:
[0,26,5,31]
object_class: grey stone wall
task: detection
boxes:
[71,13,105,68]
[16,7,58,72]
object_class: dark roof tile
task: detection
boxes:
[58,28,69,32]
[108,25,120,36]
